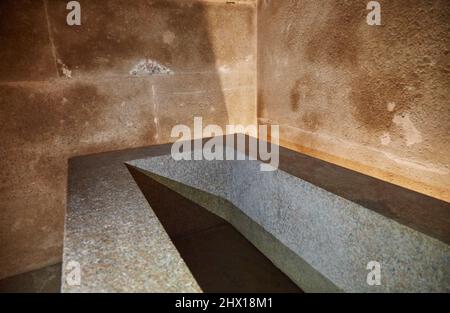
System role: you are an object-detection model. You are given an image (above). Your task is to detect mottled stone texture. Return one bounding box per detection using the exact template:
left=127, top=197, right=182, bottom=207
left=0, top=0, right=57, bottom=81
left=257, top=0, right=450, bottom=202
left=130, top=151, right=449, bottom=292
left=0, top=0, right=256, bottom=279
left=63, top=149, right=201, bottom=292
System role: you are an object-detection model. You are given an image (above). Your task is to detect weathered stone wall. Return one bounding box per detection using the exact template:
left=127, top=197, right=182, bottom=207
left=3, top=0, right=448, bottom=281
left=257, top=0, right=450, bottom=202
left=0, top=0, right=256, bottom=279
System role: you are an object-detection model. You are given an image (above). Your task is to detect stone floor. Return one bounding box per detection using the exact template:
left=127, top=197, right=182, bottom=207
left=0, top=263, right=61, bottom=293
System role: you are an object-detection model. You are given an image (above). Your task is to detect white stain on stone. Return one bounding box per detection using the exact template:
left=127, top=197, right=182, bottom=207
left=270, top=120, right=449, bottom=175
left=57, top=59, right=72, bottom=78
left=130, top=59, right=173, bottom=76
left=381, top=151, right=449, bottom=174
left=219, top=65, right=231, bottom=73
left=162, top=31, right=176, bottom=45
left=387, top=102, right=396, bottom=112
left=393, top=113, right=423, bottom=146
left=380, top=132, right=391, bottom=146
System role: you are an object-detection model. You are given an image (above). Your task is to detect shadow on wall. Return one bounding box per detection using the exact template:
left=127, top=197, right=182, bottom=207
left=0, top=0, right=257, bottom=280
left=44, top=0, right=231, bottom=139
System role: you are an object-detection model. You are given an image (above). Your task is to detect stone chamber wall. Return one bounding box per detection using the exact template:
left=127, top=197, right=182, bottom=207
left=0, top=0, right=256, bottom=279
left=257, top=0, right=450, bottom=202
left=1, top=0, right=449, bottom=281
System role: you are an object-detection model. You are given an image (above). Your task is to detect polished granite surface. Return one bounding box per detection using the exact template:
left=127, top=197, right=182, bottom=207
left=129, top=151, right=449, bottom=292
left=64, top=145, right=201, bottom=292
left=63, top=135, right=450, bottom=292
left=127, top=166, right=302, bottom=293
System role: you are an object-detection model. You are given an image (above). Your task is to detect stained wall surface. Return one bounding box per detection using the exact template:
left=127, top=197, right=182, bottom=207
left=257, top=0, right=450, bottom=202
left=0, top=0, right=256, bottom=279
left=2, top=0, right=449, bottom=282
